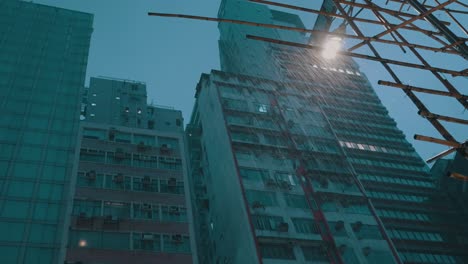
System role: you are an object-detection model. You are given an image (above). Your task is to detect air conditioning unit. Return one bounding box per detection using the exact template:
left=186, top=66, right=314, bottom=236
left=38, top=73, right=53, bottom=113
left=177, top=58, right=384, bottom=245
left=168, top=177, right=177, bottom=187
left=265, top=178, right=277, bottom=187
left=362, top=246, right=371, bottom=256
left=114, top=173, right=124, bottom=183
left=115, top=148, right=125, bottom=159
left=338, top=244, right=347, bottom=253
left=169, top=206, right=180, bottom=215
left=137, top=141, right=146, bottom=152
left=252, top=201, right=264, bottom=209
left=277, top=222, right=289, bottom=232
left=108, top=128, right=116, bottom=141
left=278, top=180, right=292, bottom=190
left=335, top=220, right=345, bottom=230
left=319, top=176, right=328, bottom=188
left=171, top=234, right=183, bottom=243
left=142, top=176, right=151, bottom=185
left=352, top=221, right=363, bottom=232
left=86, top=170, right=96, bottom=181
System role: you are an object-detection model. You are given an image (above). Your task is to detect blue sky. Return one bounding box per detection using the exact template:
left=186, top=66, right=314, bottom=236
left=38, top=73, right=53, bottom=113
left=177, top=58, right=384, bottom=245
left=33, top=0, right=467, bottom=161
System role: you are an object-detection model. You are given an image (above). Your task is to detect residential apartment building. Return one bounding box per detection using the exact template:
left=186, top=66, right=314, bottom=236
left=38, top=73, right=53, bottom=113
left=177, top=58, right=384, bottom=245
left=65, top=77, right=195, bottom=264
left=0, top=1, right=93, bottom=263
left=186, top=0, right=468, bottom=263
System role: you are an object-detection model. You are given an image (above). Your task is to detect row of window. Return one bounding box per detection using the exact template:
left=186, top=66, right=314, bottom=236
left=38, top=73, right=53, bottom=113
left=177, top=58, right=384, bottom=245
left=83, top=128, right=179, bottom=149
left=73, top=199, right=187, bottom=222
left=376, top=208, right=430, bottom=221
left=399, top=251, right=457, bottom=264
left=367, top=190, right=428, bottom=203
left=245, top=190, right=309, bottom=209
left=239, top=167, right=297, bottom=187
left=339, top=141, right=418, bottom=158
left=387, top=229, right=443, bottom=242
left=77, top=172, right=184, bottom=194
left=259, top=243, right=327, bottom=261
left=226, top=113, right=330, bottom=138
left=335, top=127, right=409, bottom=144
left=69, top=230, right=190, bottom=253
left=320, top=198, right=372, bottom=215
left=245, top=189, right=371, bottom=215
left=350, top=158, right=427, bottom=172
left=80, top=149, right=182, bottom=171
left=220, top=84, right=323, bottom=114
left=359, top=174, right=434, bottom=188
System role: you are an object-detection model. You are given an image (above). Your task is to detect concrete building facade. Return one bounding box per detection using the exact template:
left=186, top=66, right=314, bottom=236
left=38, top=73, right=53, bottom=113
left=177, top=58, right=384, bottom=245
left=0, top=1, right=93, bottom=263
left=186, top=0, right=468, bottom=263
left=65, top=77, right=196, bottom=264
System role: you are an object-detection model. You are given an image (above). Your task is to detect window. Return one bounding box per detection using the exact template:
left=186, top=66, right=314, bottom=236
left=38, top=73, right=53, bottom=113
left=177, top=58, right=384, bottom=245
left=80, top=149, right=105, bottom=163
left=133, top=203, right=159, bottom=220
left=255, top=103, right=269, bottom=113
left=133, top=176, right=158, bottom=192
left=245, top=190, right=278, bottom=207
left=163, top=234, right=191, bottom=253
left=114, top=132, right=131, bottom=143
left=226, top=114, right=252, bottom=126
left=161, top=205, right=187, bottom=222
left=239, top=167, right=268, bottom=182
left=77, top=172, right=104, bottom=188
left=252, top=215, right=284, bottom=231
left=133, top=155, right=158, bottom=168
left=160, top=178, right=184, bottom=194
left=103, top=201, right=130, bottom=219
left=355, top=224, right=381, bottom=240
left=285, top=194, right=309, bottom=209
left=133, top=233, right=161, bottom=252
left=159, top=157, right=182, bottom=171
left=222, top=98, right=247, bottom=111
left=302, top=245, right=328, bottom=261
left=73, top=199, right=101, bottom=217
left=82, top=128, right=106, bottom=140
left=292, top=218, right=319, bottom=234
left=103, top=174, right=129, bottom=190
left=134, top=134, right=155, bottom=146
left=260, top=243, right=295, bottom=260
left=158, top=136, right=179, bottom=150
left=230, top=131, right=259, bottom=143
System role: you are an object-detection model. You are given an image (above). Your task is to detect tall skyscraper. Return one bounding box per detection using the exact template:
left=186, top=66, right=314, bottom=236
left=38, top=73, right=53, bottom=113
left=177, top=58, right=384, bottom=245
left=65, top=77, right=196, bottom=264
left=187, top=0, right=467, bottom=263
left=0, top=1, right=93, bottom=263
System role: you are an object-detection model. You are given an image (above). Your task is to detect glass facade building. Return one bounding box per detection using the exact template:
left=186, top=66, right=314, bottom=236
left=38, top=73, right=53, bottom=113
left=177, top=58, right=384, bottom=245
left=187, top=0, right=468, bottom=263
left=65, top=77, right=196, bottom=264
left=0, top=1, right=93, bottom=263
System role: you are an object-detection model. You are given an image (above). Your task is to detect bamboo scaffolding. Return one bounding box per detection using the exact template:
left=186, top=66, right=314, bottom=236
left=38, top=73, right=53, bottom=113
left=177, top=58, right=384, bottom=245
left=361, top=0, right=468, bottom=109
left=245, top=35, right=467, bottom=77
left=248, top=0, right=452, bottom=37
left=377, top=81, right=468, bottom=100
left=147, top=12, right=460, bottom=55
left=347, top=0, right=459, bottom=51
left=148, top=0, right=467, bottom=161
left=418, top=111, right=468, bottom=125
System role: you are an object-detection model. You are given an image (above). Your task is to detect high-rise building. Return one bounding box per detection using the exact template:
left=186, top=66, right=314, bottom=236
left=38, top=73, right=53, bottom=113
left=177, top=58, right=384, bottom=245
left=65, top=77, right=196, bottom=264
left=187, top=0, right=468, bottom=263
left=0, top=1, right=93, bottom=263
left=430, top=152, right=468, bottom=215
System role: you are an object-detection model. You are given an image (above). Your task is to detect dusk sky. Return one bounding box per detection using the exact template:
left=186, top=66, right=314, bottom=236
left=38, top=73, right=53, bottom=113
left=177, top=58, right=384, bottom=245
left=33, top=0, right=467, bottom=161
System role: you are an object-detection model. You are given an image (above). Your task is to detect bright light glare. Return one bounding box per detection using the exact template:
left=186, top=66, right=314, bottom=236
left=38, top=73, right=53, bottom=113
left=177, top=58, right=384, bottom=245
left=322, top=37, right=342, bottom=59
left=78, top=239, right=87, bottom=247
